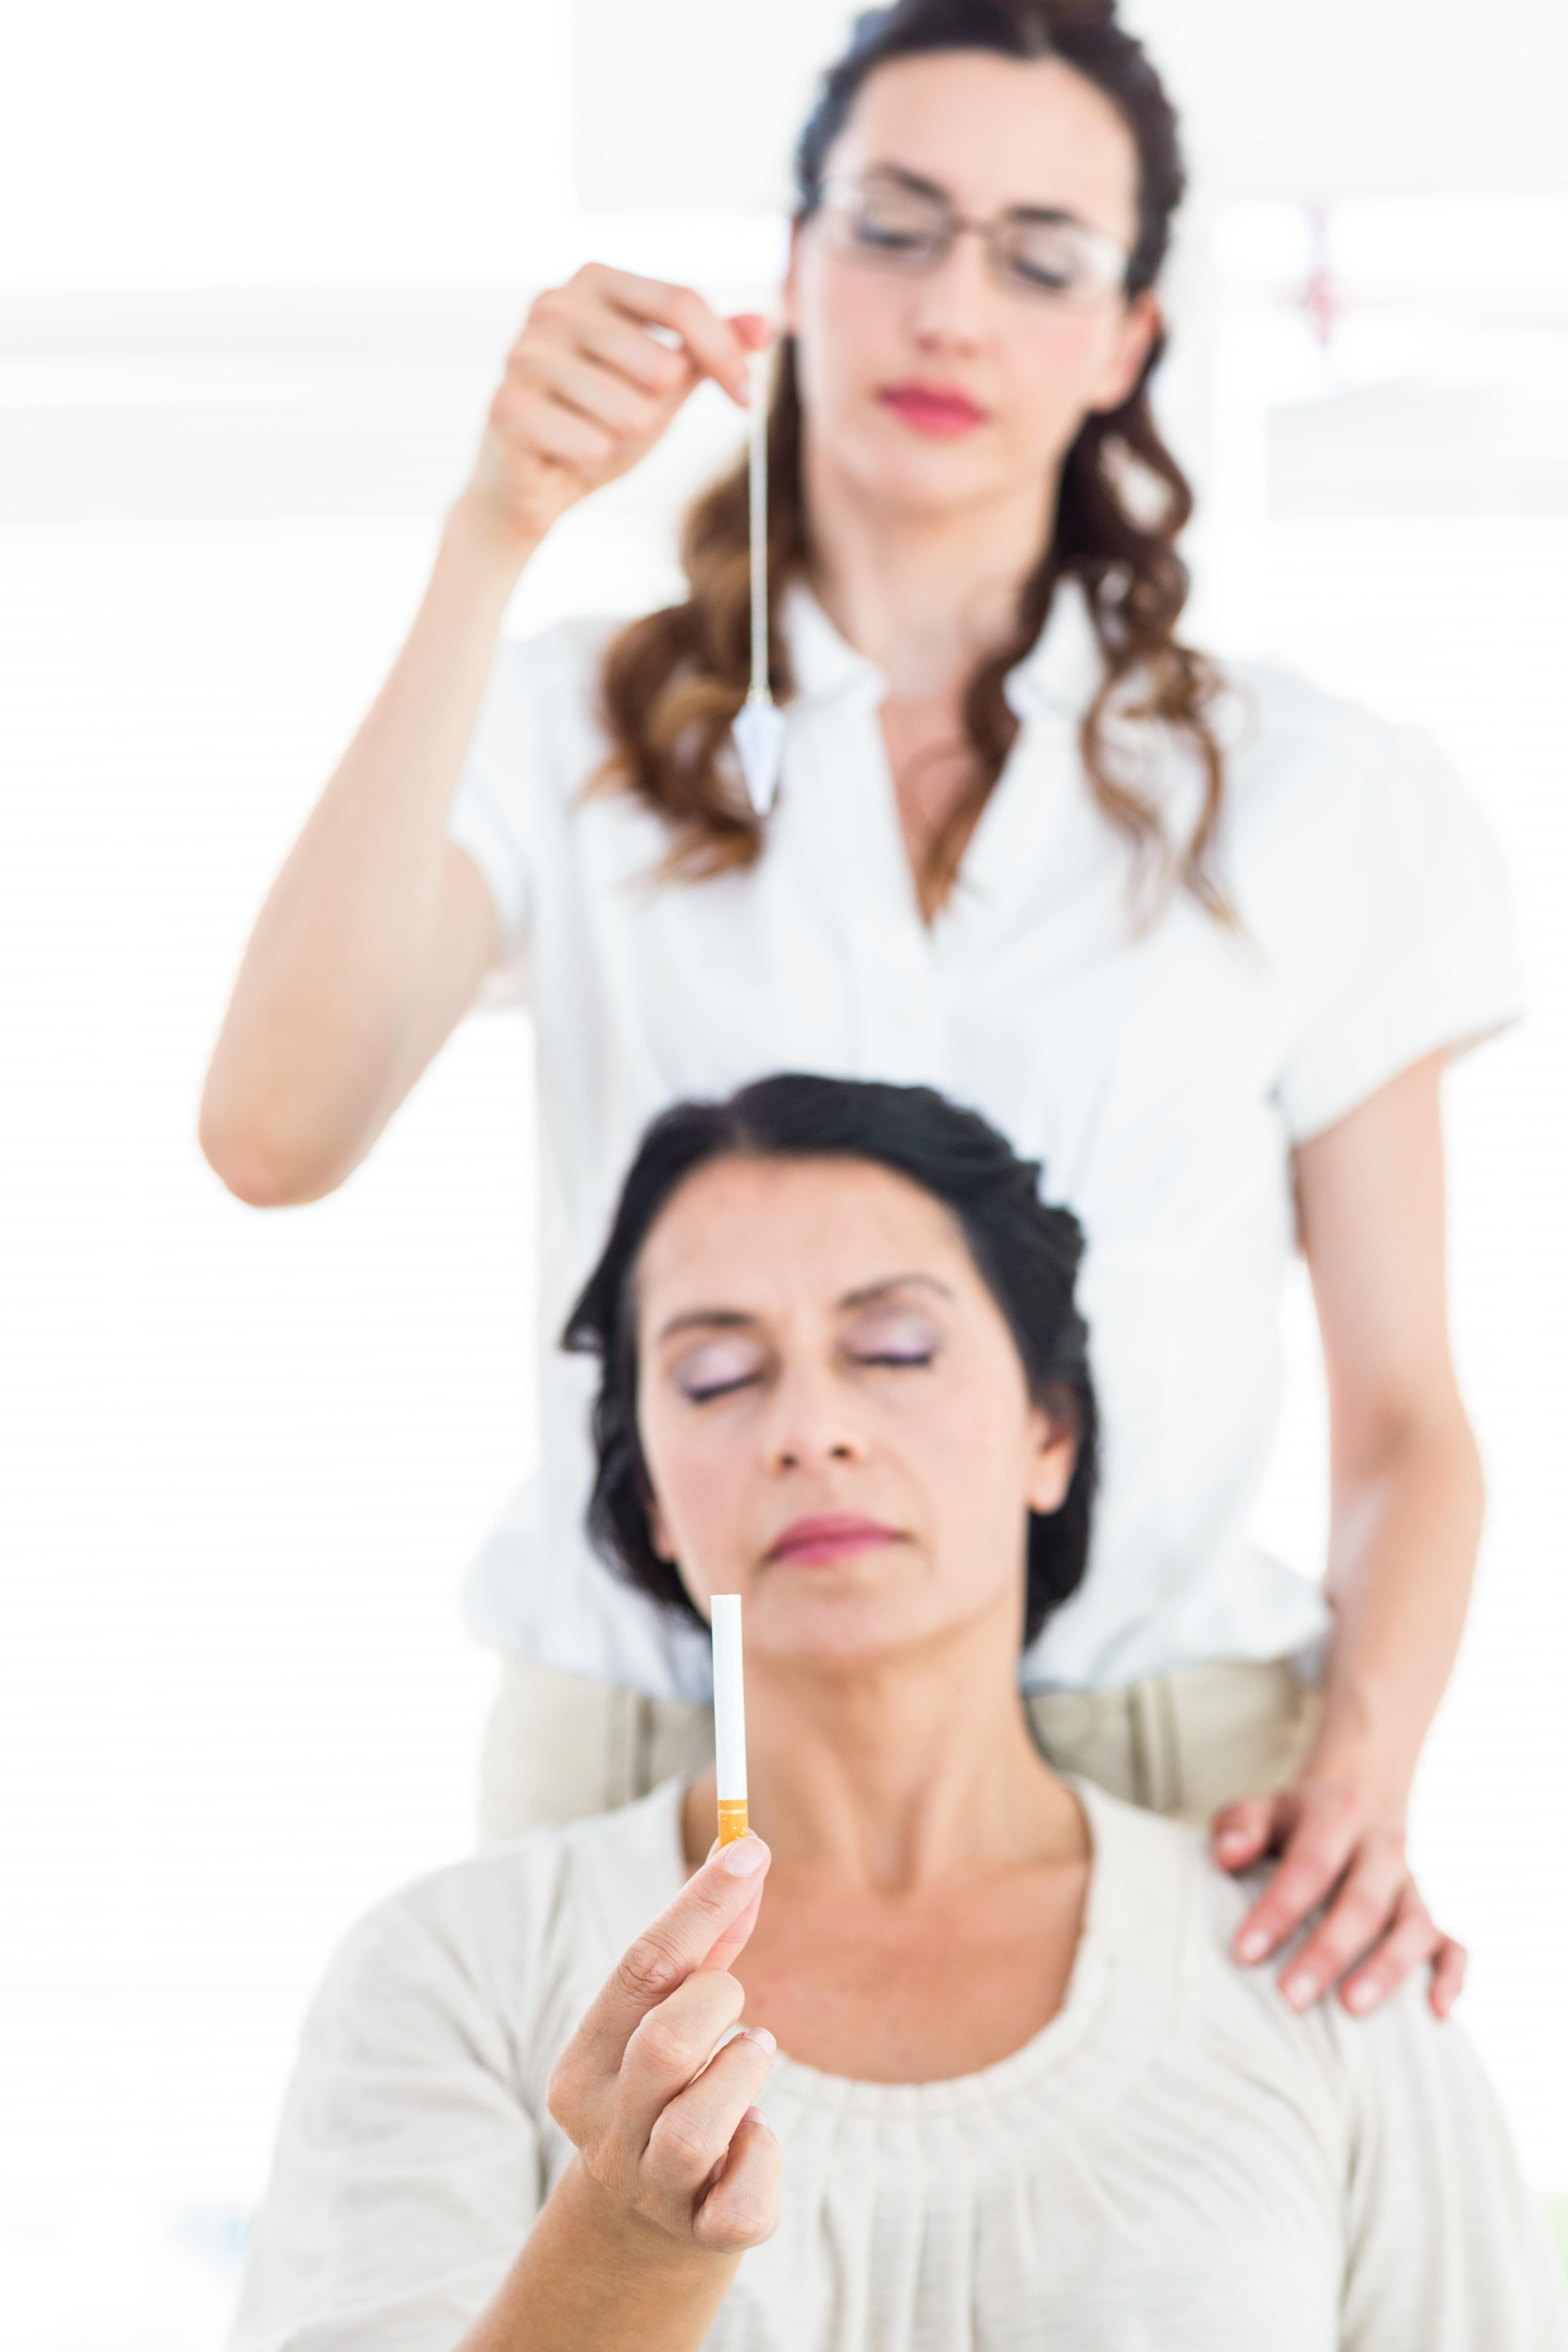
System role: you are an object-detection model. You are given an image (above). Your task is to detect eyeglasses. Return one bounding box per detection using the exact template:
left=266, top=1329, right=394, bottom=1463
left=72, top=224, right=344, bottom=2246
left=811, top=167, right=1133, bottom=309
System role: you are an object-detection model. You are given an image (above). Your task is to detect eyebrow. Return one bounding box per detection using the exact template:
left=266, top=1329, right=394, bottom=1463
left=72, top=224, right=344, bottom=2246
left=654, top=1307, right=756, bottom=1344
left=653, top=1272, right=953, bottom=1345
left=838, top=1272, right=953, bottom=1311
left=866, top=160, right=1094, bottom=234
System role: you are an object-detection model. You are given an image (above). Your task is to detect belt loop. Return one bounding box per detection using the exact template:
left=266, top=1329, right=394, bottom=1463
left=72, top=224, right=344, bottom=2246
left=1129, top=1675, right=1185, bottom=1817
left=604, top=1686, right=655, bottom=1808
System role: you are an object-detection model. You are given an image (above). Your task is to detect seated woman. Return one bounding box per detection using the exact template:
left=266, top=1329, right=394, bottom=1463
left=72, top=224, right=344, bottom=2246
left=230, top=1077, right=1566, bottom=2352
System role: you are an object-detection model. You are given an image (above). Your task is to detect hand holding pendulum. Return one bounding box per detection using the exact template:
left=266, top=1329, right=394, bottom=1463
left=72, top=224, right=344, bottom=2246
left=731, top=345, right=786, bottom=817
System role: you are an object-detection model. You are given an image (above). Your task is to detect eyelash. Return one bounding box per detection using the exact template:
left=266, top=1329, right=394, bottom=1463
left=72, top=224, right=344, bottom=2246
left=685, top=1373, right=760, bottom=1404
left=684, top=1349, right=933, bottom=1404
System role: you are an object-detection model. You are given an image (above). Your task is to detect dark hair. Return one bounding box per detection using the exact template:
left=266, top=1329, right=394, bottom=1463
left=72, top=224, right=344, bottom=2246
left=796, top=0, right=1181, bottom=294
left=562, top=1074, right=1098, bottom=1648
left=597, top=0, right=1228, bottom=923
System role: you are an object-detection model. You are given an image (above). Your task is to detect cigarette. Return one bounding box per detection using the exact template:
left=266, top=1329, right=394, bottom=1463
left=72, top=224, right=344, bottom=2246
left=711, top=1594, right=748, bottom=1846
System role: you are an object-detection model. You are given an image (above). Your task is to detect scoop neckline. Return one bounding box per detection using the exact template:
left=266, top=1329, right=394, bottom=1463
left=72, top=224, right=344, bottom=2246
left=655, top=1775, right=1115, bottom=2116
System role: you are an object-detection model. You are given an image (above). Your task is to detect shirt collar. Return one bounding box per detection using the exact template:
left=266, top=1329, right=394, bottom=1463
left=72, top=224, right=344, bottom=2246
left=781, top=574, right=1106, bottom=719
left=780, top=581, right=886, bottom=706
left=1002, top=575, right=1106, bottom=721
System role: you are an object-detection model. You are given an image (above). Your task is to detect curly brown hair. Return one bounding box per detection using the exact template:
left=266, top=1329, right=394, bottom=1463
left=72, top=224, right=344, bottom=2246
left=597, top=0, right=1227, bottom=922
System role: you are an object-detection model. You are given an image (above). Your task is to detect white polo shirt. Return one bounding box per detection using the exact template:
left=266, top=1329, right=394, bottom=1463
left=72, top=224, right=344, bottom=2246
left=448, top=581, right=1519, bottom=1702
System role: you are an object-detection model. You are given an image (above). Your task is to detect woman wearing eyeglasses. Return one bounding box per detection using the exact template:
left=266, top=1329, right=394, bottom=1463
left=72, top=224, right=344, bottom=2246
left=200, top=0, right=1518, bottom=2022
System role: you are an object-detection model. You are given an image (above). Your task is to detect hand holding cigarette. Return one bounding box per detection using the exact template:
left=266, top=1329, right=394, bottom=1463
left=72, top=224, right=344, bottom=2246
left=542, top=1825, right=778, bottom=2260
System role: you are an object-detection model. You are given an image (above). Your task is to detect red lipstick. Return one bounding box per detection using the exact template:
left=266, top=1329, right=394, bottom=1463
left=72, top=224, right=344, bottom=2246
left=878, top=381, right=987, bottom=436
left=765, top=1514, right=900, bottom=1567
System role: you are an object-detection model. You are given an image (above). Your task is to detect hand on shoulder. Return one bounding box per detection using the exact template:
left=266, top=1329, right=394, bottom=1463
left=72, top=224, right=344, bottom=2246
left=1211, top=1777, right=1465, bottom=2021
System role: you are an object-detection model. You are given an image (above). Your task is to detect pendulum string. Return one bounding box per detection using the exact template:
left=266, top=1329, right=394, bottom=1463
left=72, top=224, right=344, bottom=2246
left=749, top=345, right=768, bottom=706
left=731, top=345, right=786, bottom=816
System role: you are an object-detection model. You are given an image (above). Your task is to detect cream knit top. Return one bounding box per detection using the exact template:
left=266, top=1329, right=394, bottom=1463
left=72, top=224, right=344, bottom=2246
left=231, top=1780, right=1566, bottom=2351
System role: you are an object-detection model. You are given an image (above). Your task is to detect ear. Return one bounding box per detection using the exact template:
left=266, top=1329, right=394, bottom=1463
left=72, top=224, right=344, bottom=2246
left=1025, top=1409, right=1078, bottom=1516
left=1087, top=287, right=1161, bottom=417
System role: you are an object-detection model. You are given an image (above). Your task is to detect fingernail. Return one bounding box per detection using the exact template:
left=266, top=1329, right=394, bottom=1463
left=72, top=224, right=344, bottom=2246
left=1344, top=1979, right=1376, bottom=2012
left=743, top=2105, right=773, bottom=2128
left=1216, top=1832, right=1249, bottom=1854
left=720, top=1835, right=768, bottom=1878
left=1236, top=1930, right=1269, bottom=1963
left=1282, top=1971, right=1316, bottom=2008
left=742, top=2026, right=777, bottom=2056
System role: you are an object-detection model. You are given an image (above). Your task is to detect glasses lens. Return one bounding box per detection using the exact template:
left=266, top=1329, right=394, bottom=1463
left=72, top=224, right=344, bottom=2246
left=821, top=176, right=948, bottom=271
left=997, top=219, right=1127, bottom=305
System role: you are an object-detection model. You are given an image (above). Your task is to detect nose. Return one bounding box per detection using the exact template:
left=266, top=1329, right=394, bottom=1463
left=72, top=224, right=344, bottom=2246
left=761, top=1354, right=867, bottom=1474
left=906, top=225, right=990, bottom=353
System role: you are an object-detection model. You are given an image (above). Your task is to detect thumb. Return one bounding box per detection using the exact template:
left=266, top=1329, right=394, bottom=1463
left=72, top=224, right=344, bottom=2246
left=730, top=312, right=776, bottom=353
left=702, top=1836, right=768, bottom=1976
left=1211, top=1794, right=1277, bottom=1871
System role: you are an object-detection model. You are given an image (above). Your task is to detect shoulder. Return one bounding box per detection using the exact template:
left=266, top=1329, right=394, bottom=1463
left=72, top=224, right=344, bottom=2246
left=1077, top=1784, right=1363, bottom=2080
left=1073, top=1795, right=1568, bottom=2340
left=457, top=614, right=639, bottom=847
left=501, top=610, right=625, bottom=676
left=484, top=613, right=626, bottom=727
left=1076, top=1782, right=1249, bottom=1960
left=1206, top=659, right=1509, bottom=951
left=1223, top=657, right=1392, bottom=758
left=1080, top=1786, right=1490, bottom=2095
left=1076, top=1782, right=1247, bottom=1993
left=307, top=1782, right=687, bottom=2070
left=1217, top=658, right=1464, bottom=834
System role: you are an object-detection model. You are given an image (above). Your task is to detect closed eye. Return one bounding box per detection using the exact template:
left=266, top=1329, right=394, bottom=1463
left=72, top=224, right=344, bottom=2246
left=685, top=1370, right=763, bottom=1403
left=1010, top=255, right=1078, bottom=292
left=844, top=1305, right=942, bottom=1369
left=670, top=1332, right=769, bottom=1404
left=855, top=219, right=931, bottom=252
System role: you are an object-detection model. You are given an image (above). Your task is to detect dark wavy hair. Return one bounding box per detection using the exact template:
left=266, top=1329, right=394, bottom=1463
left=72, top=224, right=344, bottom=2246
left=562, top=1074, right=1098, bottom=1648
left=597, top=0, right=1227, bottom=922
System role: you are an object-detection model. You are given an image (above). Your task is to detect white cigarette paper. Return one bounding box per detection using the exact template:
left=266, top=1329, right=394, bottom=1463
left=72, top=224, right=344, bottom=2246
left=711, top=1594, right=748, bottom=1842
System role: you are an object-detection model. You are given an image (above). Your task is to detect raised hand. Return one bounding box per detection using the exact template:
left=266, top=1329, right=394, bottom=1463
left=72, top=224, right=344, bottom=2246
left=460, top=264, right=771, bottom=557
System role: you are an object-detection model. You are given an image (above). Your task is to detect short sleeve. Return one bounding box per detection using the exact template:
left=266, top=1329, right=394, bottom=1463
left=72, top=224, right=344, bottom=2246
left=1333, top=1982, right=1568, bottom=2350
left=1274, top=724, right=1521, bottom=1143
left=227, top=1888, right=544, bottom=2352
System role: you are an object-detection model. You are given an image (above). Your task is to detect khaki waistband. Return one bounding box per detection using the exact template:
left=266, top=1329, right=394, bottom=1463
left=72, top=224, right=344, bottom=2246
left=481, top=1651, right=1322, bottom=1842
left=1026, top=1657, right=1321, bottom=1822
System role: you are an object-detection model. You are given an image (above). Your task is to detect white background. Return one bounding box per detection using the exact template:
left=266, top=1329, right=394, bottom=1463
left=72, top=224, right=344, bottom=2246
left=3, top=4, right=1566, bottom=2344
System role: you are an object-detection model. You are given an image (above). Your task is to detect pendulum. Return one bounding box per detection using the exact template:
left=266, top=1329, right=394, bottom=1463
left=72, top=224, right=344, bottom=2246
left=731, top=345, right=786, bottom=817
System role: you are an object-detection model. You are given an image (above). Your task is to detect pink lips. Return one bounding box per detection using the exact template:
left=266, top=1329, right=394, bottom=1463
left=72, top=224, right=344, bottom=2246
left=765, top=1514, right=900, bottom=1568
left=878, top=381, right=987, bottom=436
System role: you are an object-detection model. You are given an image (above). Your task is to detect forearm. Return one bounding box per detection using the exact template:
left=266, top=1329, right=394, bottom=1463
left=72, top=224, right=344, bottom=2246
left=460, top=2158, right=740, bottom=2352
left=200, top=494, right=537, bottom=1201
left=1310, top=1411, right=1484, bottom=1817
